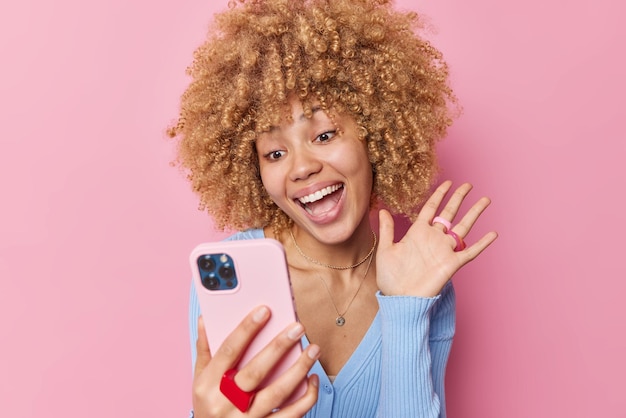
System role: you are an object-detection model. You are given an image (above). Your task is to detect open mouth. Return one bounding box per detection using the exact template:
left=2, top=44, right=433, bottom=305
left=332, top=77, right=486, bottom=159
left=296, top=183, right=344, bottom=216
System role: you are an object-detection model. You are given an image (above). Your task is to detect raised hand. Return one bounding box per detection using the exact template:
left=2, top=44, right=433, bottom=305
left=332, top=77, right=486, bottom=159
left=376, top=181, right=498, bottom=298
left=192, top=306, right=320, bottom=417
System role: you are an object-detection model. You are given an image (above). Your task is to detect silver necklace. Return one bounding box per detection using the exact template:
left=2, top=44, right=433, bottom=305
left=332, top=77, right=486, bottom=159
left=289, top=230, right=377, bottom=326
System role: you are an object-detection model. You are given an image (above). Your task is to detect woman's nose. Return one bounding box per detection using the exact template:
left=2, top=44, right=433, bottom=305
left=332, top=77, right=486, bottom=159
left=289, top=148, right=322, bottom=181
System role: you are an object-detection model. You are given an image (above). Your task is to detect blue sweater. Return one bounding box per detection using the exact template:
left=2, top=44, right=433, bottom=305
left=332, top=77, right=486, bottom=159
left=189, top=229, right=455, bottom=417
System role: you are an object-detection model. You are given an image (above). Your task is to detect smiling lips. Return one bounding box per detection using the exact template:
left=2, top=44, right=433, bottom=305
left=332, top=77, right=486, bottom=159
left=296, top=183, right=344, bottom=216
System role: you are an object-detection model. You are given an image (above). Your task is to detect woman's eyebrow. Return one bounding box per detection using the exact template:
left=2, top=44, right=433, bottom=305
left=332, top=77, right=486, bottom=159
left=299, top=105, right=323, bottom=121
left=268, top=105, right=325, bottom=131
left=310, top=105, right=323, bottom=116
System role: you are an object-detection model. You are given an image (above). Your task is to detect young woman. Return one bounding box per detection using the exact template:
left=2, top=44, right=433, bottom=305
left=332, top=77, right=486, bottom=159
left=169, top=0, right=497, bottom=416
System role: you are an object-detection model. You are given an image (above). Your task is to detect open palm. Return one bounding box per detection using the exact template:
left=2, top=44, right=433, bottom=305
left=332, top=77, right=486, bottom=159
left=376, top=181, right=498, bottom=297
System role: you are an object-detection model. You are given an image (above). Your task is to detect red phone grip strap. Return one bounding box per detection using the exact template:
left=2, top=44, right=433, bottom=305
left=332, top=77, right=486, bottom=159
left=219, top=369, right=256, bottom=412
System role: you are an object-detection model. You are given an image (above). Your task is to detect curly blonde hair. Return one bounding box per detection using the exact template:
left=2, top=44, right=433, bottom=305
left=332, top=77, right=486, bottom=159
left=168, top=0, right=456, bottom=232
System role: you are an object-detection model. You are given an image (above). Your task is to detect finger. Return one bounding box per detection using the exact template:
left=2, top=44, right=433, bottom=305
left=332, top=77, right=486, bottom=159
left=269, top=374, right=320, bottom=418
left=450, top=196, right=491, bottom=238
left=416, top=180, right=453, bottom=223
left=253, top=346, right=321, bottom=415
left=377, top=209, right=396, bottom=250
left=234, top=322, right=306, bottom=391
left=435, top=182, right=473, bottom=225
left=459, top=231, right=498, bottom=264
left=194, top=316, right=213, bottom=378
left=210, top=305, right=270, bottom=371
left=431, top=216, right=451, bottom=232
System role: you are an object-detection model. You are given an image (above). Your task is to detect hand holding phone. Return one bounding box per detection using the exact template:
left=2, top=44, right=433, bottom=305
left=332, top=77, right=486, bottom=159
left=190, top=238, right=309, bottom=410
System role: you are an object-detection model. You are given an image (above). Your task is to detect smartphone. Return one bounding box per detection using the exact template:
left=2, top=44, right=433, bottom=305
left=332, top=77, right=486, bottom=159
left=190, top=238, right=306, bottom=404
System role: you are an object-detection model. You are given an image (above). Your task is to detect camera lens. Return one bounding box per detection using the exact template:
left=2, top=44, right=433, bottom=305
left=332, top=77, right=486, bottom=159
left=198, top=256, right=216, bottom=271
left=219, top=266, right=234, bottom=280
left=203, top=276, right=220, bottom=290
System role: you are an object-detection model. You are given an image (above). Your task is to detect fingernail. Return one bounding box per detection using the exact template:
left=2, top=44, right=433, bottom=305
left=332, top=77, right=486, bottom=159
left=307, top=344, right=320, bottom=360
left=253, top=306, right=269, bottom=323
left=311, top=374, right=319, bottom=387
left=287, top=323, right=304, bottom=340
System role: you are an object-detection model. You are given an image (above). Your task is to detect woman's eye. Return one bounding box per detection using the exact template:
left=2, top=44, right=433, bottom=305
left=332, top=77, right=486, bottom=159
left=266, top=150, right=286, bottom=160
left=315, top=130, right=336, bottom=143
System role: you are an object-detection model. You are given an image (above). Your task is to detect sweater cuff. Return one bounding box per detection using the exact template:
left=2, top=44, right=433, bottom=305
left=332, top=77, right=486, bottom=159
left=376, top=291, right=439, bottom=327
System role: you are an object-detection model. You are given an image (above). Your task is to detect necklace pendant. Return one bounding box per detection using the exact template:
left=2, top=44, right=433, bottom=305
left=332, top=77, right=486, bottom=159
left=335, top=316, right=346, bottom=326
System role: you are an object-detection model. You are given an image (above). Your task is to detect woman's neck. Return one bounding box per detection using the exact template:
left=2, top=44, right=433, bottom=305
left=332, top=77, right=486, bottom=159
left=281, top=218, right=376, bottom=273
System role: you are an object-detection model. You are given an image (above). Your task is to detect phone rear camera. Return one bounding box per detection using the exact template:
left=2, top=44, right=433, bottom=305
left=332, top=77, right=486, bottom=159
left=199, top=253, right=238, bottom=291
left=219, top=266, right=234, bottom=280
left=203, top=276, right=220, bottom=290
left=198, top=256, right=216, bottom=272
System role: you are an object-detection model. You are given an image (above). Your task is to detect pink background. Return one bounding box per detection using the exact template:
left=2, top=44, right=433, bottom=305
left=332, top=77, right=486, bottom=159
left=1, top=0, right=624, bottom=416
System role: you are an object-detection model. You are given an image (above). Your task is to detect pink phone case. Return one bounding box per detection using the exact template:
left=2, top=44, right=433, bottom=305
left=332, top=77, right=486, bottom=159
left=190, top=238, right=306, bottom=405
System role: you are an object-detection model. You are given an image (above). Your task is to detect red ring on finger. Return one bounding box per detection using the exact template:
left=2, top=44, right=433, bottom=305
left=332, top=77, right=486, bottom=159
left=446, top=230, right=466, bottom=252
left=220, top=369, right=256, bottom=412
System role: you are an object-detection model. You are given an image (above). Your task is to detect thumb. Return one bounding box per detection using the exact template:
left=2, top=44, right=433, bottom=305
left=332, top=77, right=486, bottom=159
left=378, top=209, right=395, bottom=251
left=194, top=316, right=212, bottom=378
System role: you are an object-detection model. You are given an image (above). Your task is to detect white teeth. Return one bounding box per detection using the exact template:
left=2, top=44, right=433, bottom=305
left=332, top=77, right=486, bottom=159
left=298, top=184, right=343, bottom=204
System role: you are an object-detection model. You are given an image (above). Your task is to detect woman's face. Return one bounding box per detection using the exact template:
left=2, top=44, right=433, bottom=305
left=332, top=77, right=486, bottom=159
left=256, top=97, right=373, bottom=244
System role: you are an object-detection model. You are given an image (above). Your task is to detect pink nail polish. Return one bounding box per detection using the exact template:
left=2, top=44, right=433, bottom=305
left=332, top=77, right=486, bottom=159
left=307, top=345, right=320, bottom=359
left=287, top=323, right=304, bottom=340
left=253, top=306, right=269, bottom=323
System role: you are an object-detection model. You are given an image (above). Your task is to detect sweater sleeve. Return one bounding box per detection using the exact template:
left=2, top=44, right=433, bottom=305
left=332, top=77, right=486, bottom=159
left=375, top=281, right=455, bottom=418
left=428, top=282, right=455, bottom=417
left=189, top=281, right=201, bottom=376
